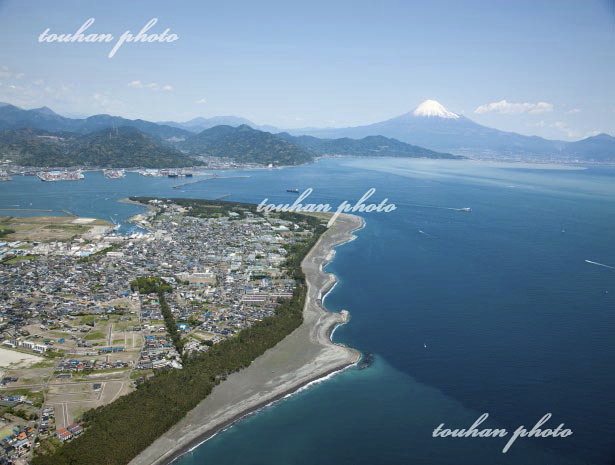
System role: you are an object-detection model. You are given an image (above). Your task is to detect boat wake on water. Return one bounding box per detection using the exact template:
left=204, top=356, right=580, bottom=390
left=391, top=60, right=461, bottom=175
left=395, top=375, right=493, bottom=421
left=418, top=230, right=437, bottom=238
left=401, top=202, right=471, bottom=212
left=585, top=260, right=615, bottom=270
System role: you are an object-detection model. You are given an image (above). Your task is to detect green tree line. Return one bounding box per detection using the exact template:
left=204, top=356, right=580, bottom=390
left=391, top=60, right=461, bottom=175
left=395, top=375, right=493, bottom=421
left=158, top=291, right=184, bottom=356
left=130, top=276, right=172, bottom=295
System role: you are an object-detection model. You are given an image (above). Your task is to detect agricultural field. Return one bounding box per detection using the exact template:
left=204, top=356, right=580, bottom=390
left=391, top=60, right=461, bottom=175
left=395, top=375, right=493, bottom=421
left=1, top=300, right=145, bottom=430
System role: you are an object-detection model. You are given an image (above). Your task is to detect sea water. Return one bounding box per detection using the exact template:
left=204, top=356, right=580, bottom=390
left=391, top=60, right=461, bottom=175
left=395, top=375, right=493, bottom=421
left=2, top=159, right=614, bottom=465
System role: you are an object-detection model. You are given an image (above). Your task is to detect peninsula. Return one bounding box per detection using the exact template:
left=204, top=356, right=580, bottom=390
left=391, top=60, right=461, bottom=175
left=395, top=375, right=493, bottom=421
left=129, top=212, right=363, bottom=465
left=13, top=198, right=363, bottom=465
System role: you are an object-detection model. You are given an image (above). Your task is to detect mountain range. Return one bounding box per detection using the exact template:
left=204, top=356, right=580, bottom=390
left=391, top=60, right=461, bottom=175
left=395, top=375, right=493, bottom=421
left=277, top=132, right=461, bottom=159
left=159, top=116, right=279, bottom=134
left=0, top=127, right=195, bottom=168
left=0, top=103, right=190, bottom=140
left=0, top=100, right=613, bottom=167
left=287, top=100, right=568, bottom=158
left=560, top=133, right=615, bottom=162
left=289, top=100, right=614, bottom=161
left=179, top=125, right=315, bottom=166
left=0, top=102, right=461, bottom=168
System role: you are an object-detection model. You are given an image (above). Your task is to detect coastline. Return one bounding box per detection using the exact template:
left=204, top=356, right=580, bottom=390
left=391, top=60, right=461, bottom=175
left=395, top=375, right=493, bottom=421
left=118, top=197, right=157, bottom=229
left=129, top=213, right=364, bottom=465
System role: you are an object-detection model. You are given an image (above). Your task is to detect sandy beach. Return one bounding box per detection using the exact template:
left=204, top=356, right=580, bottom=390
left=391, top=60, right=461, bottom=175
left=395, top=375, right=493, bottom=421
left=129, top=213, right=364, bottom=465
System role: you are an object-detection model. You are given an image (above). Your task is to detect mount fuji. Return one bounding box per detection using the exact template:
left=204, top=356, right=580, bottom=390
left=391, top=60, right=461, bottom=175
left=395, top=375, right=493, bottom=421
left=412, top=99, right=460, bottom=119
left=288, top=100, right=566, bottom=157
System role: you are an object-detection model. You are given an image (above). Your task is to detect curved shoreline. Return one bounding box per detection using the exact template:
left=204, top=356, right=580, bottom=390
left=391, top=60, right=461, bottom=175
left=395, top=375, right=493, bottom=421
left=166, top=362, right=356, bottom=465
left=129, top=213, right=364, bottom=465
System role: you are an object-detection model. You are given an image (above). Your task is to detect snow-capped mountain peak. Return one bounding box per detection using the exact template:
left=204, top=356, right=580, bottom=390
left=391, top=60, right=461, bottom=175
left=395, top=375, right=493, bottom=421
left=413, top=100, right=459, bottom=119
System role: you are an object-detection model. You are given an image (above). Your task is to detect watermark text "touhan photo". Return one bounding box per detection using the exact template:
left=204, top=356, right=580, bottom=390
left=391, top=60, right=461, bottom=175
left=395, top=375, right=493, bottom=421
left=38, top=18, right=178, bottom=58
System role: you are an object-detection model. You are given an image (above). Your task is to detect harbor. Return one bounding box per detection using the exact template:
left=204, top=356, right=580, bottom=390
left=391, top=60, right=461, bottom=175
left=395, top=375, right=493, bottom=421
left=37, top=170, right=84, bottom=182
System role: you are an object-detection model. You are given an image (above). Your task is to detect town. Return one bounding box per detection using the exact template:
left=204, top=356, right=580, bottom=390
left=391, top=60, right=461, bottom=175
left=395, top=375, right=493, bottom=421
left=0, top=198, right=320, bottom=464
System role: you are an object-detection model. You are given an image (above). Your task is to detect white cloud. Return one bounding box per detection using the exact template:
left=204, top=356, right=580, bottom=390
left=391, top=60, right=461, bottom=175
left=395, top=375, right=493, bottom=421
left=0, top=66, right=24, bottom=80
left=195, top=98, right=207, bottom=104
left=0, top=71, right=78, bottom=110
left=474, top=100, right=554, bottom=115
left=565, top=108, right=581, bottom=114
left=550, top=121, right=582, bottom=139
left=127, top=80, right=143, bottom=88
left=92, top=93, right=125, bottom=113
left=552, top=121, right=567, bottom=130
left=127, top=81, right=173, bottom=91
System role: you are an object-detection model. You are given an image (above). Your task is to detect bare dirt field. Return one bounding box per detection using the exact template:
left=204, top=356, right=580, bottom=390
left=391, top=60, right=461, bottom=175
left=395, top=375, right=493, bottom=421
left=0, top=216, right=112, bottom=242
left=0, top=347, right=44, bottom=369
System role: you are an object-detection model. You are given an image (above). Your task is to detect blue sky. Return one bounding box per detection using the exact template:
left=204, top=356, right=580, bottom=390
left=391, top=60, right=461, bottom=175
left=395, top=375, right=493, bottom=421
left=0, top=0, right=613, bottom=140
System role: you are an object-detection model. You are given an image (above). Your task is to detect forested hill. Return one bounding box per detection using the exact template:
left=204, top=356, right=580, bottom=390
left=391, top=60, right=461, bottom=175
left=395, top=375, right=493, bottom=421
left=0, top=127, right=197, bottom=168
left=277, top=132, right=462, bottom=159
left=180, top=124, right=314, bottom=166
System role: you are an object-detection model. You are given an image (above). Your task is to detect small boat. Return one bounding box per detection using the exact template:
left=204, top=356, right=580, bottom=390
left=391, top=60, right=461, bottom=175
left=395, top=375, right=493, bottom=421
left=424, top=342, right=427, bottom=349
left=286, top=188, right=300, bottom=193
left=459, top=207, right=471, bottom=212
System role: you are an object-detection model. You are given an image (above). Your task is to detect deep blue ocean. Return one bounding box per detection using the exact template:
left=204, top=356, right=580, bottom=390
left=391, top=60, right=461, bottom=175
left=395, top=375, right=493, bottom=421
left=2, top=158, right=614, bottom=465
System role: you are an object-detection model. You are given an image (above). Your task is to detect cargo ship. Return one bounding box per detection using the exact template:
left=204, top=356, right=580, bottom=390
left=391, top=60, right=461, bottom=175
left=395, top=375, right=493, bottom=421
left=103, top=169, right=126, bottom=179
left=168, top=171, right=193, bottom=178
